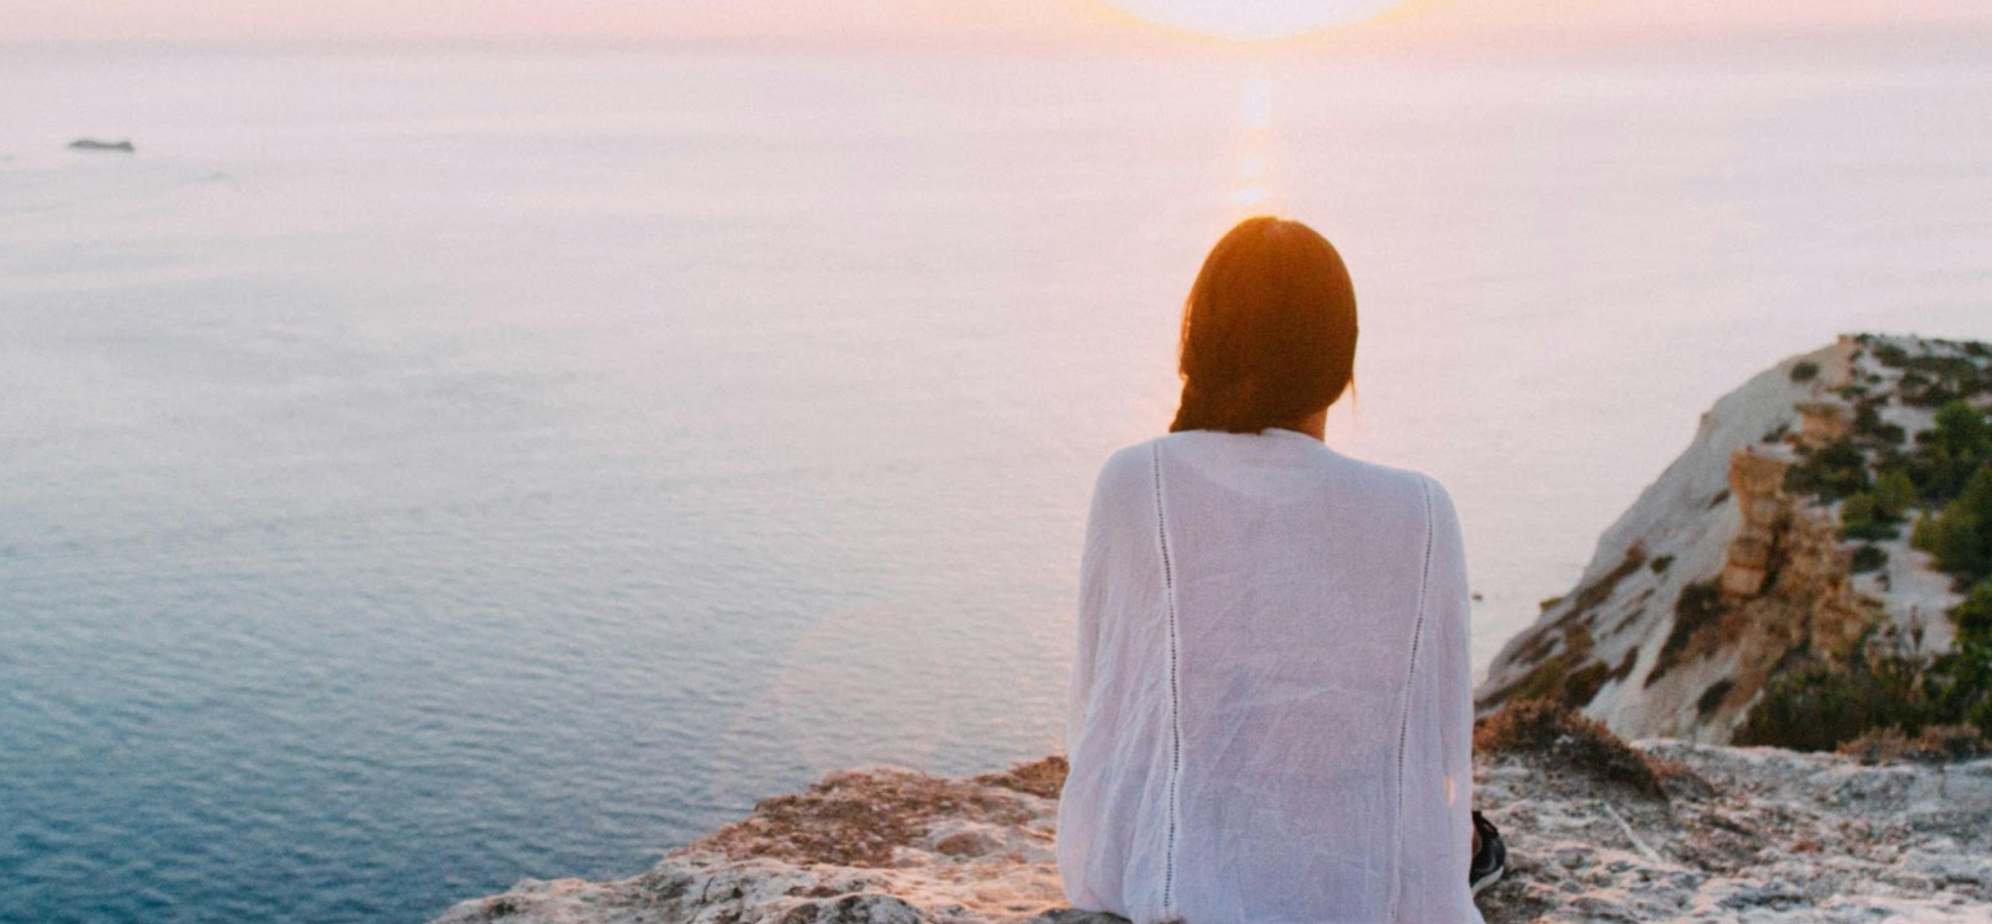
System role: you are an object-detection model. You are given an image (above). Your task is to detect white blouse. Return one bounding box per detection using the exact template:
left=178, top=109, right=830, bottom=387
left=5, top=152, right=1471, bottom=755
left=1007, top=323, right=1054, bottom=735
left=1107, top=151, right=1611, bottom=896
left=1057, top=428, right=1482, bottom=924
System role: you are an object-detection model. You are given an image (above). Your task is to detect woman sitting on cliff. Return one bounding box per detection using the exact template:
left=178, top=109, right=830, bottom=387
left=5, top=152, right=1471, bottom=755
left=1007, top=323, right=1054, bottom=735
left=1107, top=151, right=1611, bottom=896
left=1056, top=216, right=1501, bottom=924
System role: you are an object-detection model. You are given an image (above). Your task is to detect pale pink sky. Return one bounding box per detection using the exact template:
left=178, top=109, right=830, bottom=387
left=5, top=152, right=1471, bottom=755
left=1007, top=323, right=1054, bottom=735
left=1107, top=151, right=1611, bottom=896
left=5, top=0, right=1989, bottom=47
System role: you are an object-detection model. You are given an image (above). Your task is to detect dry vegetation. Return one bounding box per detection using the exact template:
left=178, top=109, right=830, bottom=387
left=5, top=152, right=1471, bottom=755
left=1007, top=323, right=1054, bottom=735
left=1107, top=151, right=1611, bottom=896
left=1474, top=699, right=1707, bottom=802
left=1836, top=723, right=1992, bottom=765
left=696, top=765, right=1042, bottom=866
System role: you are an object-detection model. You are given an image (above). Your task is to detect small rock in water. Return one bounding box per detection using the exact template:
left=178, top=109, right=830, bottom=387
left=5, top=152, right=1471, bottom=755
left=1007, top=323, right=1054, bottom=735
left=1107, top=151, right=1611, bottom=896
left=68, top=138, right=135, bottom=153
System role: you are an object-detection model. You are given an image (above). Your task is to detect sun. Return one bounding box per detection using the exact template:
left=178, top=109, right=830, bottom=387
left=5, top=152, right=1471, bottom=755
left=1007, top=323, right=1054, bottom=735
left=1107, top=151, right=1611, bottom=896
left=1096, top=0, right=1415, bottom=40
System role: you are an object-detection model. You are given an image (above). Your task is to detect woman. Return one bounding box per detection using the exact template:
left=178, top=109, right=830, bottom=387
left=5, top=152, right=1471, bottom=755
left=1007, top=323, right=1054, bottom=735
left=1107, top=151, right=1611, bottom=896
left=1056, top=217, right=1492, bottom=924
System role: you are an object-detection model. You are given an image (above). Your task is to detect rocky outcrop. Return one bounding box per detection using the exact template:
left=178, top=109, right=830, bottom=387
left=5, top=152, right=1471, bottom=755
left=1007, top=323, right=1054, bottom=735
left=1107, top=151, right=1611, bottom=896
left=1719, top=450, right=1791, bottom=599
left=426, top=748, right=1992, bottom=924
left=1477, top=334, right=1984, bottom=743
left=429, top=759, right=1081, bottom=924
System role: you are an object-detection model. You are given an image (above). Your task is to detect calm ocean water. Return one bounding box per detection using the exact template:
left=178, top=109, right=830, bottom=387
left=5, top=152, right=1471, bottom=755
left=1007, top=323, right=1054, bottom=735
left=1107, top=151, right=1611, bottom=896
left=2, top=40, right=1988, bottom=923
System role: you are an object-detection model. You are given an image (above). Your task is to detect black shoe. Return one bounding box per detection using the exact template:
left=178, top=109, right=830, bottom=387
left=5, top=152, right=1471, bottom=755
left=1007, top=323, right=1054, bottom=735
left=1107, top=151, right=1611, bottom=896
left=1469, top=811, right=1506, bottom=897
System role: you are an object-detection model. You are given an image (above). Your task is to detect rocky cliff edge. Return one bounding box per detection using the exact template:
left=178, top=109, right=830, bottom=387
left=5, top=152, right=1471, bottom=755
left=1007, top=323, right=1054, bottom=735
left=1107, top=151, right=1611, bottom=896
left=429, top=714, right=1992, bottom=924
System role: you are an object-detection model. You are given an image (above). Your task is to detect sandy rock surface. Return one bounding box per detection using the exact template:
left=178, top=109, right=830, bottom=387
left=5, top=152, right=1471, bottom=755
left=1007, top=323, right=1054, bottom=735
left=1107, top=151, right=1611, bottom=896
left=1474, top=741, right=1992, bottom=923
left=428, top=746, right=1992, bottom=924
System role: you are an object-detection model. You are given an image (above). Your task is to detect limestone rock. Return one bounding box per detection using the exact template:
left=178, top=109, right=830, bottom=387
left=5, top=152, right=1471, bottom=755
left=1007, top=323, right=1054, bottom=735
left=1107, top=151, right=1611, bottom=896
left=426, top=750, right=1992, bottom=924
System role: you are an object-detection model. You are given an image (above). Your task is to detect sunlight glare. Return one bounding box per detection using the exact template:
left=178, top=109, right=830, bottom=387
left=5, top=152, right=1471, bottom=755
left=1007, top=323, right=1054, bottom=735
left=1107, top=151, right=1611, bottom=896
left=1100, top=0, right=1416, bottom=40
left=1226, top=74, right=1279, bottom=213
left=1229, top=184, right=1273, bottom=207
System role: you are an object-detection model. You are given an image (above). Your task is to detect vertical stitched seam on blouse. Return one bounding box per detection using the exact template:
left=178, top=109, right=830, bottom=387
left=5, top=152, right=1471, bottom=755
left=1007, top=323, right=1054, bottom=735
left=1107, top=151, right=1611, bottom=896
left=1151, top=443, right=1182, bottom=917
left=1391, top=476, right=1437, bottom=923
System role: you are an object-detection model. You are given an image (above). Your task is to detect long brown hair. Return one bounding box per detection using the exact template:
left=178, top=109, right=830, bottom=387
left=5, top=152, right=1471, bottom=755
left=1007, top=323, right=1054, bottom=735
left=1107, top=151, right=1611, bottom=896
left=1169, top=216, right=1358, bottom=434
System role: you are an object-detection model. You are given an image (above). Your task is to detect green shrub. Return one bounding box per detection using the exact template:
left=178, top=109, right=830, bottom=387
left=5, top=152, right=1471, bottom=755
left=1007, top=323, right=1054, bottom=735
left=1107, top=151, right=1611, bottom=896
left=1897, top=357, right=1992, bottom=407
left=1790, top=361, right=1820, bottom=383
left=1852, top=402, right=1907, bottom=448
left=1932, top=401, right=1991, bottom=455
left=1784, top=438, right=1872, bottom=501
left=1874, top=469, right=1917, bottom=519
left=1851, top=544, right=1888, bottom=573
left=1955, top=580, right=1992, bottom=638
left=1914, top=463, right=1992, bottom=584
left=1735, top=649, right=1932, bottom=752
left=1913, top=509, right=1938, bottom=549
left=1930, top=580, right=1992, bottom=730
left=1838, top=493, right=1900, bottom=541
left=1739, top=580, right=1992, bottom=751
left=1905, top=402, right=1992, bottom=501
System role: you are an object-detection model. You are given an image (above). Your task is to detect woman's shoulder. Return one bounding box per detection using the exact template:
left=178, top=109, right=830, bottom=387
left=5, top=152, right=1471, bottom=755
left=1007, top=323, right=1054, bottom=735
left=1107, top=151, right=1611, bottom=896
left=1330, top=451, right=1453, bottom=505
left=1088, top=434, right=1462, bottom=551
left=1096, top=436, right=1163, bottom=473
left=1325, top=455, right=1463, bottom=547
left=1096, top=431, right=1452, bottom=511
left=1087, top=438, right=1164, bottom=503
left=1340, top=456, right=1462, bottom=540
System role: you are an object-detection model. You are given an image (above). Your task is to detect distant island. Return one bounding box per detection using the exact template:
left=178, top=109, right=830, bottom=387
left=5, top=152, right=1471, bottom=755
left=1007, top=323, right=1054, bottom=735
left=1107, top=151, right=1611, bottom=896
left=428, top=335, right=1992, bottom=924
left=68, top=138, right=135, bottom=153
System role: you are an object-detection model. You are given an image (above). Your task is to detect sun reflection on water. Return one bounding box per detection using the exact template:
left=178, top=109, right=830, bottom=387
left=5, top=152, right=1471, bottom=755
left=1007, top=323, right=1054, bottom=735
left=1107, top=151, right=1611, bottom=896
left=1227, top=71, right=1278, bottom=211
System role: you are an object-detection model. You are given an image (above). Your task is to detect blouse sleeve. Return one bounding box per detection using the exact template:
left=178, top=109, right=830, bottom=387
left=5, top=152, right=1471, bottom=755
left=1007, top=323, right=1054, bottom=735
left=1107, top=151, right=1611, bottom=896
left=1060, top=446, right=1154, bottom=911
left=1396, top=476, right=1484, bottom=923
left=1065, top=465, right=1111, bottom=762
left=1065, top=447, right=1141, bottom=769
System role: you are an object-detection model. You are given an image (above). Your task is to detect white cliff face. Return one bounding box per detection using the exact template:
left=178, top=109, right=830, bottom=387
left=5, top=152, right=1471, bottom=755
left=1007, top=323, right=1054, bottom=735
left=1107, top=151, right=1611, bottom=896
left=1476, top=334, right=1980, bottom=743
left=425, top=748, right=1992, bottom=924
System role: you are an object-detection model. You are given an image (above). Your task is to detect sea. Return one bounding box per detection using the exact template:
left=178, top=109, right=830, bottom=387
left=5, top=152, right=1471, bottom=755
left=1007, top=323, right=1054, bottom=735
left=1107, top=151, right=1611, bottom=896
left=2, top=36, right=1988, bottom=923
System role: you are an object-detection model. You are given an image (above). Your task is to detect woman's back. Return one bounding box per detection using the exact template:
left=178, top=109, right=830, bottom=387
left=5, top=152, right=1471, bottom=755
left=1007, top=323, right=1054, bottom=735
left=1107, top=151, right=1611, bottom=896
left=1057, top=428, right=1480, bottom=924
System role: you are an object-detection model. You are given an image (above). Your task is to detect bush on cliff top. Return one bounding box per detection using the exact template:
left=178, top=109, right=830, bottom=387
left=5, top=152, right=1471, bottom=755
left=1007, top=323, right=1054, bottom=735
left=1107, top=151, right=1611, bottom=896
left=1474, top=699, right=1701, bottom=801
left=1837, top=723, right=1991, bottom=765
left=1900, top=401, right=1992, bottom=504
left=1735, top=657, right=1924, bottom=753
left=1738, top=592, right=1992, bottom=752
left=1785, top=437, right=1872, bottom=501
left=1914, top=462, right=1992, bottom=585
